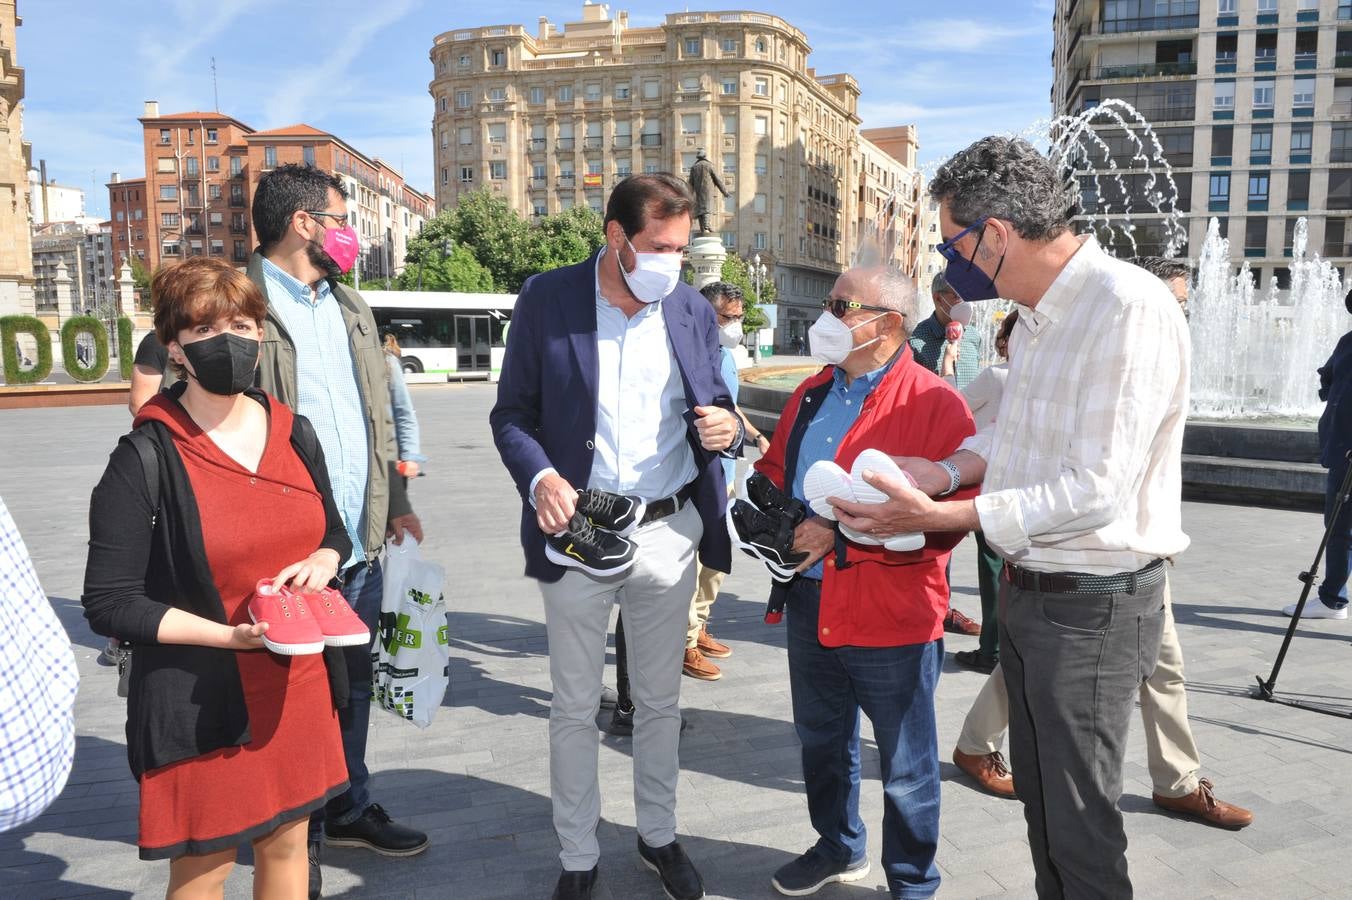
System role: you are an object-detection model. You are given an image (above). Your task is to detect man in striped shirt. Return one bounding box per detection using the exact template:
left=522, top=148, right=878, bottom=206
left=833, top=136, right=1190, bottom=899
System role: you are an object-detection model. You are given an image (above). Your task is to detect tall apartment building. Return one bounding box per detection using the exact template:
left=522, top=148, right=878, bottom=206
left=0, top=0, right=33, bottom=316
left=115, top=103, right=433, bottom=278
left=1052, top=0, right=1352, bottom=286
left=31, top=224, right=114, bottom=313
left=428, top=3, right=921, bottom=346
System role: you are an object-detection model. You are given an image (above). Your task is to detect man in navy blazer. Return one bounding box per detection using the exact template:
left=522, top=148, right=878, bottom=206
left=491, top=174, right=741, bottom=900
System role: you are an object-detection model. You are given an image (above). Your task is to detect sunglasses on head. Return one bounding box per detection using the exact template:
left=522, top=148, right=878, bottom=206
left=821, top=297, right=892, bottom=318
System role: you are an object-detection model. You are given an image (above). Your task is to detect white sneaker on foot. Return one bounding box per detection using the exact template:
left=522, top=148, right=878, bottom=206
left=1282, top=600, right=1348, bottom=619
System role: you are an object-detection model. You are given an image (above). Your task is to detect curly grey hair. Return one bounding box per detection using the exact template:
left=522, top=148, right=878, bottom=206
left=928, top=136, right=1075, bottom=241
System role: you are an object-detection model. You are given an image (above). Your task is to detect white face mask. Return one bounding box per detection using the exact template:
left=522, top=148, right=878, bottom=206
left=808, top=310, right=888, bottom=364
left=718, top=320, right=743, bottom=348
left=619, top=238, right=682, bottom=303
left=948, top=299, right=974, bottom=325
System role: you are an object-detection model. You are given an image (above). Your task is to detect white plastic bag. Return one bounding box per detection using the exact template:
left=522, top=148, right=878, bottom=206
left=374, top=537, right=449, bottom=728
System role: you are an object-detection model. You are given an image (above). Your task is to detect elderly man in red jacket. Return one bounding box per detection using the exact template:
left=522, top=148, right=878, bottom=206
left=755, top=266, right=976, bottom=900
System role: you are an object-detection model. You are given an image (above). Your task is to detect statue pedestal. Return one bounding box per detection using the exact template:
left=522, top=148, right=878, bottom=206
left=687, top=235, right=726, bottom=291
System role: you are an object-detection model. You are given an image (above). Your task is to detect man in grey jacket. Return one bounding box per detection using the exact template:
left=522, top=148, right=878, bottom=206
left=250, top=163, right=426, bottom=898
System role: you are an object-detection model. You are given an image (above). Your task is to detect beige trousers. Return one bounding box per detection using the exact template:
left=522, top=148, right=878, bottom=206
left=956, top=579, right=1201, bottom=798
left=687, top=484, right=735, bottom=650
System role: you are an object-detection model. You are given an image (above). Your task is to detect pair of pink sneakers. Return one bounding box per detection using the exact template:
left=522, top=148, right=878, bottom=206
left=247, top=579, right=370, bottom=656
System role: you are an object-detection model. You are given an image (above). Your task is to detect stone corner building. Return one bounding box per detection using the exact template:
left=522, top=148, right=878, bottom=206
left=430, top=3, right=923, bottom=348
left=0, top=0, right=33, bottom=317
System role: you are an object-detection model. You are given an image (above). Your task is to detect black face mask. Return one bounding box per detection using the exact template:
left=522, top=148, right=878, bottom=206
left=180, top=332, right=260, bottom=396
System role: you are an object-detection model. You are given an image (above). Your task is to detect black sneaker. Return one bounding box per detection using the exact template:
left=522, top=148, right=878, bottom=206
left=577, top=488, right=646, bottom=536
left=638, top=837, right=705, bottom=900
left=308, top=839, right=322, bottom=899
left=771, top=847, right=870, bottom=896
left=552, top=865, right=598, bottom=900
left=954, top=649, right=998, bottom=674
left=323, top=803, right=429, bottom=857
left=746, top=472, right=807, bottom=526
left=545, top=513, right=637, bottom=576
left=607, top=702, right=634, bottom=736
left=726, top=499, right=808, bottom=581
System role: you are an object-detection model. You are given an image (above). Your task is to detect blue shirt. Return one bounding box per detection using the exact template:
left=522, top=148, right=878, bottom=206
left=261, top=257, right=370, bottom=565
left=719, top=347, right=739, bottom=487
left=587, top=249, right=699, bottom=501
left=791, top=356, right=897, bottom=579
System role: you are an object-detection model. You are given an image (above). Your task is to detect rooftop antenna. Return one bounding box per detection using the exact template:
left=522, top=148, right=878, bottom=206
left=211, top=57, right=219, bottom=111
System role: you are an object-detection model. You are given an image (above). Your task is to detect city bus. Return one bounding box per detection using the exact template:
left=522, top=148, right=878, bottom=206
left=364, top=290, right=517, bottom=380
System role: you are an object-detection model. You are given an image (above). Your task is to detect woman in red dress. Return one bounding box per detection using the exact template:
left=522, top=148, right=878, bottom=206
left=84, top=258, right=350, bottom=898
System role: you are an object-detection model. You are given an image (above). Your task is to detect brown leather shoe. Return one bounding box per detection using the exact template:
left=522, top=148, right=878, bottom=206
left=682, top=647, right=722, bottom=681
left=696, top=627, right=732, bottom=659
left=1153, top=778, right=1253, bottom=829
left=944, top=607, right=981, bottom=636
left=952, top=749, right=1016, bottom=798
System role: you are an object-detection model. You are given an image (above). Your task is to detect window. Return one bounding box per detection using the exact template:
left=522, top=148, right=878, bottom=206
left=458, top=126, right=473, bottom=147
left=724, top=193, right=735, bottom=215
left=559, top=122, right=575, bottom=149
left=723, top=156, right=736, bottom=175
left=1208, top=173, right=1230, bottom=206
left=488, top=87, right=506, bottom=102
left=1297, top=0, right=1318, bottom=8
left=721, top=38, right=736, bottom=53
left=438, top=96, right=447, bottom=112
left=1211, top=125, right=1233, bottom=160
left=488, top=123, right=506, bottom=143
left=643, top=80, right=660, bottom=99
left=721, top=77, right=737, bottom=96
left=614, top=121, right=631, bottom=147
left=754, top=116, right=768, bottom=136
left=755, top=37, right=766, bottom=53
left=459, top=166, right=473, bottom=184
left=490, top=161, right=506, bottom=180
left=303, top=146, right=315, bottom=166
left=159, top=185, right=178, bottom=201
left=264, top=146, right=277, bottom=168
left=230, top=156, right=242, bottom=176
left=1247, top=173, right=1270, bottom=205
left=161, top=212, right=180, bottom=228
left=458, top=54, right=470, bottom=68
left=456, top=90, right=471, bottom=109
left=230, top=184, right=244, bottom=206
left=1292, top=123, right=1314, bottom=154
left=115, top=210, right=124, bottom=222
left=1293, top=77, right=1315, bottom=107
left=209, top=184, right=222, bottom=200
left=1218, top=0, right=1236, bottom=10
left=753, top=193, right=767, bottom=213
left=723, top=114, right=736, bottom=135
left=490, top=49, right=506, bottom=66
left=684, top=37, right=701, bottom=57
left=1216, top=33, right=1237, bottom=63
left=1332, top=170, right=1352, bottom=209
left=1245, top=218, right=1267, bottom=254
left=641, top=120, right=661, bottom=146
left=532, top=163, right=546, bottom=181
left=1253, top=79, right=1275, bottom=109
left=754, top=232, right=767, bottom=250
left=722, top=231, right=736, bottom=248
left=1250, top=124, right=1272, bottom=155
left=615, top=83, right=631, bottom=100
left=616, top=159, right=632, bottom=177
left=755, top=154, right=768, bottom=175
left=1213, top=81, right=1235, bottom=110
left=207, top=156, right=220, bottom=173
left=559, top=161, right=575, bottom=179
left=159, top=128, right=171, bottom=144
left=586, top=121, right=602, bottom=148
left=558, top=85, right=574, bottom=102
left=206, top=128, right=218, bottom=144
left=162, top=241, right=181, bottom=257
left=585, top=82, right=601, bottom=101
left=1288, top=170, right=1310, bottom=208
left=185, top=157, right=199, bottom=176
left=210, top=239, right=224, bottom=257
left=681, top=76, right=700, bottom=93
left=156, top=157, right=176, bottom=173
left=1255, top=31, right=1277, bottom=61
left=533, top=200, right=547, bottom=217
left=644, top=161, right=659, bottom=174
left=530, top=86, right=545, bottom=105
left=681, top=114, right=702, bottom=135
left=1256, top=0, right=1276, bottom=10
left=441, top=167, right=448, bottom=185
left=754, top=77, right=769, bottom=97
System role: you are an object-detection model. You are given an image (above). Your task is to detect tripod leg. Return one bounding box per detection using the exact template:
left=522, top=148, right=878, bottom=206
left=1258, top=451, right=1352, bottom=697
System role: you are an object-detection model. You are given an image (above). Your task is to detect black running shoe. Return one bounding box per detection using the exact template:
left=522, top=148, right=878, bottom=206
left=726, top=499, right=808, bottom=580
left=545, top=513, right=637, bottom=576
left=576, top=488, right=646, bottom=536
left=746, top=472, right=808, bottom=526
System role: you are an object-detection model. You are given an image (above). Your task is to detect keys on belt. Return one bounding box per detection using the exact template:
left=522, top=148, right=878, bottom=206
left=1002, top=558, right=1166, bottom=595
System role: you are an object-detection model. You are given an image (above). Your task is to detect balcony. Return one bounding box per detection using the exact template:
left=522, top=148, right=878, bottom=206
left=529, top=138, right=546, bottom=151
left=612, top=136, right=632, bottom=149
left=556, top=137, right=575, bottom=150
left=530, top=177, right=547, bottom=187
left=229, top=198, right=245, bottom=208
left=1295, top=51, right=1318, bottom=70
left=640, top=133, right=663, bottom=147
left=1128, top=105, right=1196, bottom=123
left=1086, top=60, right=1196, bottom=81
left=229, top=223, right=247, bottom=234
left=1325, top=241, right=1352, bottom=257
left=557, top=175, right=575, bottom=187
left=584, top=137, right=603, bottom=150
left=1332, top=148, right=1352, bottom=163
left=1098, top=14, right=1200, bottom=35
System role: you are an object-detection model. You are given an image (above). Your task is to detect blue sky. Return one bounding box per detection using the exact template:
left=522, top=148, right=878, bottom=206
left=22, top=0, right=1054, bottom=220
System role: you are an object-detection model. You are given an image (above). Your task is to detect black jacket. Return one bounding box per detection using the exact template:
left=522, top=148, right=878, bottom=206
left=81, top=386, right=351, bottom=779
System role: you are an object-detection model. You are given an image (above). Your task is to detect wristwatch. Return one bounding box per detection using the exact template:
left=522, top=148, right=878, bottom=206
left=936, top=460, right=961, bottom=497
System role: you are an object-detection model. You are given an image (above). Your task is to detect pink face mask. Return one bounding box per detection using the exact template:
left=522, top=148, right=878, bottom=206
left=322, top=225, right=360, bottom=274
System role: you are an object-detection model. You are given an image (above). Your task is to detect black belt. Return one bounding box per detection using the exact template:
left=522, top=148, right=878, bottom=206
left=1002, top=559, right=1166, bottom=596
left=638, top=483, right=696, bottom=526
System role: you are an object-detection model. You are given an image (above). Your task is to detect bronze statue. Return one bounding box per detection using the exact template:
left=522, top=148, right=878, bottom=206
left=687, top=149, right=729, bottom=234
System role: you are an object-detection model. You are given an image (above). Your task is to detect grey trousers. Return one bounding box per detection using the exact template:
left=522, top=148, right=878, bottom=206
left=999, top=576, right=1166, bottom=900
left=538, top=503, right=702, bottom=870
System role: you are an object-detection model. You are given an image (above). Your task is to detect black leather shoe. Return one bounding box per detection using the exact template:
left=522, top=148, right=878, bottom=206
left=954, top=649, right=998, bottom=674
left=638, top=837, right=704, bottom=900
left=552, top=865, right=599, bottom=900
left=324, top=803, right=429, bottom=856
left=608, top=702, right=634, bottom=736
left=307, top=839, right=322, bottom=899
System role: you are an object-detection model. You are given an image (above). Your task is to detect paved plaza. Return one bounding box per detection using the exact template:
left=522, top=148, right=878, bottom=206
left=3, top=384, right=1352, bottom=899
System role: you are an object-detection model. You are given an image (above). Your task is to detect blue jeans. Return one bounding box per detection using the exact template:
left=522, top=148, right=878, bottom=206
left=785, top=579, right=942, bottom=900
left=1320, top=460, right=1352, bottom=610
left=310, top=558, right=383, bottom=839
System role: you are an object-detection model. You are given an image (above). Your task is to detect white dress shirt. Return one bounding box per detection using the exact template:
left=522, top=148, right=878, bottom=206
left=960, top=237, right=1191, bottom=575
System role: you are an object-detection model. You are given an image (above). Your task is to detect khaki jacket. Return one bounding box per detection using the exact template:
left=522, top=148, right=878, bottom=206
left=248, top=252, right=412, bottom=558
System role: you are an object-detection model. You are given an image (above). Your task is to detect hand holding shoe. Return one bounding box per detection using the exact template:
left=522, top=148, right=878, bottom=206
left=534, top=473, right=578, bottom=533
left=832, top=469, right=936, bottom=537
left=791, top=516, right=835, bottom=572
left=274, top=548, right=341, bottom=593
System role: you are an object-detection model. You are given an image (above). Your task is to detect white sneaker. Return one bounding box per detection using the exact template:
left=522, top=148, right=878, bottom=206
left=848, top=449, right=926, bottom=552
left=803, top=460, right=855, bottom=520
left=1282, top=600, right=1348, bottom=619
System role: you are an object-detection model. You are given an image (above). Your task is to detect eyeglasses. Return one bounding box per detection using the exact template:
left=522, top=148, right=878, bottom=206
left=821, top=296, right=892, bottom=319
left=305, top=210, right=350, bottom=228
left=936, top=217, right=989, bottom=267
left=717, top=313, right=744, bottom=325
